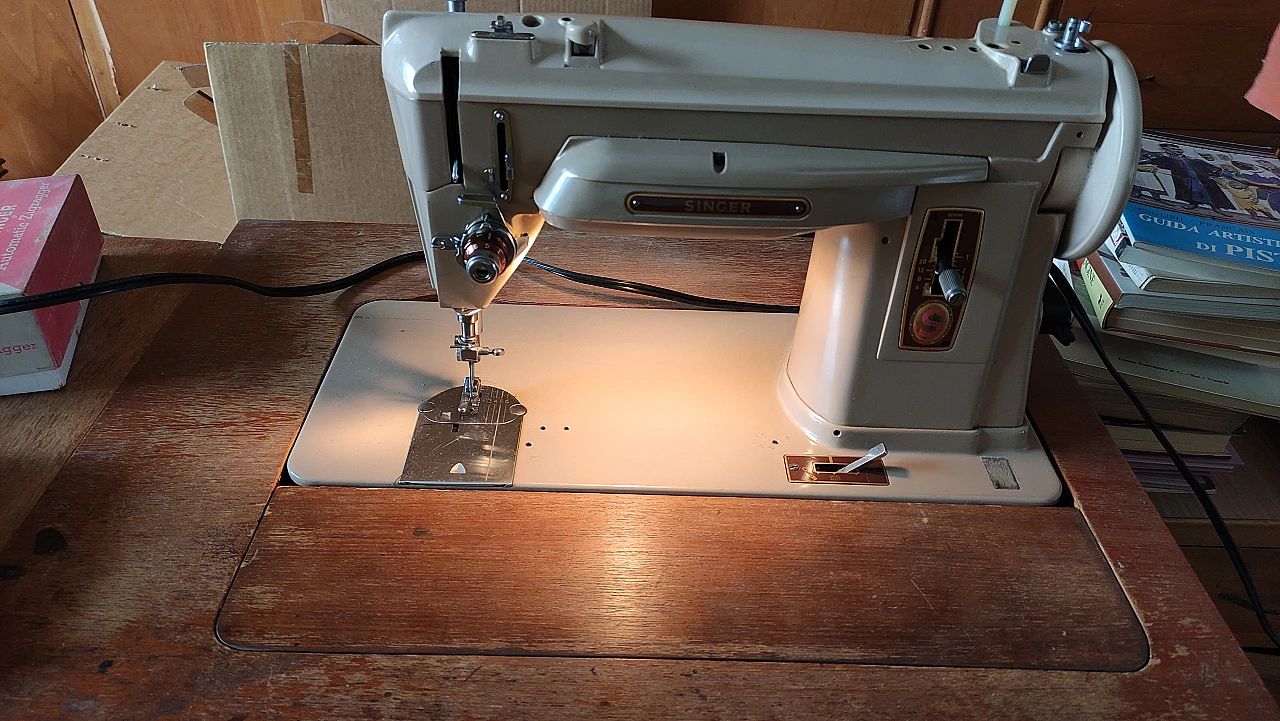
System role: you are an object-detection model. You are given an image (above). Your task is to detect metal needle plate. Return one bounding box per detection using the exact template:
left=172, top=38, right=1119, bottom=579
left=397, top=386, right=525, bottom=487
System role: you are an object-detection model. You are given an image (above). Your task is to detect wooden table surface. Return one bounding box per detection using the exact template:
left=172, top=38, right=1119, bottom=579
left=0, top=220, right=1276, bottom=719
left=0, top=236, right=219, bottom=549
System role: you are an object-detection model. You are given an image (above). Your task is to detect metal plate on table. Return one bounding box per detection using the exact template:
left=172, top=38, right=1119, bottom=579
left=785, top=455, right=890, bottom=485
left=397, top=386, right=525, bottom=487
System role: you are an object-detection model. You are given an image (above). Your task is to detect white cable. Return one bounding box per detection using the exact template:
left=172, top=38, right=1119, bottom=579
left=994, top=0, right=1019, bottom=44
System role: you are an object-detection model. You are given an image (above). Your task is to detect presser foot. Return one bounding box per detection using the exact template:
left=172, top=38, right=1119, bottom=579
left=397, top=385, right=526, bottom=487
left=450, top=309, right=504, bottom=417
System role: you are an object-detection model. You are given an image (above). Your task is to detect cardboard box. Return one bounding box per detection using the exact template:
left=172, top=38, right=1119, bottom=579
left=207, top=42, right=417, bottom=225
left=0, top=175, right=103, bottom=395
left=55, top=61, right=237, bottom=243
left=207, top=0, right=650, bottom=225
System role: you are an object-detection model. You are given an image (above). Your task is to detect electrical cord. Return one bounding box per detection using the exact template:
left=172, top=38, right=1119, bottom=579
left=521, top=257, right=800, bottom=313
left=1050, top=264, right=1280, bottom=656
left=0, top=254, right=799, bottom=317
left=0, top=251, right=427, bottom=316
left=4, top=251, right=1275, bottom=655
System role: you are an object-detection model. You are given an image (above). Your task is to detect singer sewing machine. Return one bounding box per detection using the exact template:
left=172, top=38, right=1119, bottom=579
left=286, top=11, right=1139, bottom=503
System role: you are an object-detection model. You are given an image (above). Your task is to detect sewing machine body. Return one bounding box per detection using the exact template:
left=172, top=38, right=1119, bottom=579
left=286, top=12, right=1139, bottom=502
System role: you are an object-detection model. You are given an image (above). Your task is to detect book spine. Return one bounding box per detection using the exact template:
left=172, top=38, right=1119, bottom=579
left=1086, top=250, right=1125, bottom=303
left=1077, top=255, right=1117, bottom=324
left=1111, top=218, right=1140, bottom=265
left=1116, top=257, right=1154, bottom=288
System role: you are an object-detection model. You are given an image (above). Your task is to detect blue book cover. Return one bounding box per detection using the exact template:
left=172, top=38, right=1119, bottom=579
left=1121, top=203, right=1280, bottom=272
left=1125, top=131, right=1280, bottom=275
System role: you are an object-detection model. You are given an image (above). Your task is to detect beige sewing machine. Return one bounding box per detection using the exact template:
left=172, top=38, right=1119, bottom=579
left=285, top=10, right=1139, bottom=503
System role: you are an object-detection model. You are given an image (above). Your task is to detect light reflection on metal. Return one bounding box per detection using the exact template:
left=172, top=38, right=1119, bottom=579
left=397, top=385, right=524, bottom=487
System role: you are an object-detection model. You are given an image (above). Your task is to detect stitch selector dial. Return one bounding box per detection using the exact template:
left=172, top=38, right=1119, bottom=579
left=899, top=208, right=983, bottom=351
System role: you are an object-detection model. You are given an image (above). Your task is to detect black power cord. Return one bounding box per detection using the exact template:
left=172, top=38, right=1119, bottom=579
left=3, top=251, right=1276, bottom=656
left=521, top=257, right=800, bottom=313
left=0, top=254, right=798, bottom=317
left=1050, top=264, right=1280, bottom=656
left=0, top=251, right=427, bottom=316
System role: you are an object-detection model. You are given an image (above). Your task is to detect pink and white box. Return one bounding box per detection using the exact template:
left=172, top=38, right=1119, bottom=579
left=0, top=175, right=103, bottom=395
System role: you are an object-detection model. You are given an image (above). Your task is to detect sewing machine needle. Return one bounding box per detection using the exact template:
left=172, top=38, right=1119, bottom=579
left=837, top=443, right=887, bottom=474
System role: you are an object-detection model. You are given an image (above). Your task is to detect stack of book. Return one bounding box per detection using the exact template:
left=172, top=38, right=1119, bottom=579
left=1055, top=131, right=1280, bottom=494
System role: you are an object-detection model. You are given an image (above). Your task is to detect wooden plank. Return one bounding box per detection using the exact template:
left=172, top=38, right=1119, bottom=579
left=1089, top=23, right=1280, bottom=134
left=219, top=488, right=1147, bottom=670
left=1142, top=86, right=1280, bottom=136
left=281, top=20, right=377, bottom=45
left=651, top=0, right=917, bottom=37
left=0, top=0, right=104, bottom=179
left=90, top=0, right=325, bottom=97
left=1026, top=332, right=1280, bottom=709
left=0, top=237, right=218, bottom=549
left=928, top=0, right=1042, bottom=40
left=910, top=0, right=938, bottom=37
left=67, top=0, right=122, bottom=115
left=1059, top=0, right=1280, bottom=29
left=1131, top=22, right=1279, bottom=102
left=0, top=220, right=1275, bottom=718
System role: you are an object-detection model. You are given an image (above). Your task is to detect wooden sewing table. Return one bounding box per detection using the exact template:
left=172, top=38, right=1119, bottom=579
left=0, top=221, right=1276, bottom=719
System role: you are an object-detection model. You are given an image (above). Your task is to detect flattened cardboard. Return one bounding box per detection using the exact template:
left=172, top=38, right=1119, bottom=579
left=322, top=0, right=651, bottom=51
left=207, top=43, right=416, bottom=224
left=55, top=62, right=236, bottom=243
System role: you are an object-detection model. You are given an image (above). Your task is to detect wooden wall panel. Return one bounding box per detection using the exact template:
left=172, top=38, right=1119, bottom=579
left=1106, top=24, right=1279, bottom=133
left=651, top=0, right=917, bottom=37
left=68, top=0, right=122, bottom=115
left=928, top=0, right=1044, bottom=39
left=1056, top=2, right=1280, bottom=139
left=0, top=0, right=104, bottom=179
left=1059, top=0, right=1278, bottom=28
left=91, top=0, right=326, bottom=97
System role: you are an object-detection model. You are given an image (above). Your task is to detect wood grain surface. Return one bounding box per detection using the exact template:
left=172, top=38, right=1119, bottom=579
left=0, top=237, right=218, bottom=549
left=92, top=0, right=324, bottom=97
left=0, top=220, right=1275, bottom=719
left=1090, top=23, right=1280, bottom=135
left=67, top=0, right=122, bottom=115
left=0, top=0, right=104, bottom=179
left=219, top=488, right=1147, bottom=670
left=927, top=0, right=1045, bottom=39
left=652, top=0, right=918, bottom=36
